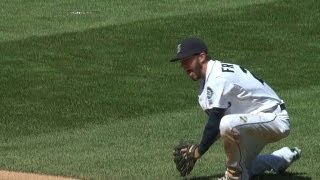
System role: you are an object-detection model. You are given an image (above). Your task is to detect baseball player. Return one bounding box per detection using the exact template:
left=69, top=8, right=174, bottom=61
left=171, top=37, right=301, bottom=180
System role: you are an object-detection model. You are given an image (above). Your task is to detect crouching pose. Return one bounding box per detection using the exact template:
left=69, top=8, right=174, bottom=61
left=171, top=37, right=301, bottom=180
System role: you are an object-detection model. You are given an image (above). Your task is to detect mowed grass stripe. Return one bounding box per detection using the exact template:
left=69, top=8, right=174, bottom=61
left=0, top=0, right=276, bottom=42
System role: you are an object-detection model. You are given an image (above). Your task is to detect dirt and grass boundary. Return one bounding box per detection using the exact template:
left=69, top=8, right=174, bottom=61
left=0, top=170, right=78, bottom=180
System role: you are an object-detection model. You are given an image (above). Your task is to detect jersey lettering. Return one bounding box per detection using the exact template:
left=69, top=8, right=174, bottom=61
left=199, top=60, right=281, bottom=114
left=240, top=66, right=264, bottom=84
left=221, top=63, right=234, bottom=72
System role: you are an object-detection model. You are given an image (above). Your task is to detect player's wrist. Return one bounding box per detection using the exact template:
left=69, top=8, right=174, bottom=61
left=197, top=144, right=207, bottom=157
left=194, top=147, right=202, bottom=159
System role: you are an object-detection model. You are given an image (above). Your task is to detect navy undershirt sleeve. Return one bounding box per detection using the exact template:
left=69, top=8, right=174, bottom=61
left=198, top=108, right=226, bottom=156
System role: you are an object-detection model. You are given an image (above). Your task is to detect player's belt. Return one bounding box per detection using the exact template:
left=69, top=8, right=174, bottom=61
left=280, top=103, right=286, bottom=111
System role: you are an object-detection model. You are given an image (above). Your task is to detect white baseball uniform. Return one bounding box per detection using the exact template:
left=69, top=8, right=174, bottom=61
left=198, top=60, right=296, bottom=179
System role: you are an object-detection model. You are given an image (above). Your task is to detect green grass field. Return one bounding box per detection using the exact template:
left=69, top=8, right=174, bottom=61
left=0, top=0, right=319, bottom=179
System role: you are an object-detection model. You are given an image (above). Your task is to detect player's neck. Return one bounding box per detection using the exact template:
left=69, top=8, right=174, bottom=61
left=200, top=62, right=208, bottom=80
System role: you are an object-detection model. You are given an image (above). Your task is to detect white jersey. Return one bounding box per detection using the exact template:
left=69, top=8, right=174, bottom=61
left=198, top=60, right=283, bottom=114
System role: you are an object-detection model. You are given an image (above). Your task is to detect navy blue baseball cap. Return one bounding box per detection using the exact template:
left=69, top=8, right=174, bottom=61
left=170, top=37, right=208, bottom=62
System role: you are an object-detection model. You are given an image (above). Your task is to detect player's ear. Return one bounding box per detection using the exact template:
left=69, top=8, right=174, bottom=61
left=199, top=52, right=206, bottom=64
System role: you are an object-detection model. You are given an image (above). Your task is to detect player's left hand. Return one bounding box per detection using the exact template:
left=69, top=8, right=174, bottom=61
left=173, top=141, right=199, bottom=177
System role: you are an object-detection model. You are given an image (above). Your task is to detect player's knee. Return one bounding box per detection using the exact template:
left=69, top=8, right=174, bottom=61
left=219, top=115, right=234, bottom=137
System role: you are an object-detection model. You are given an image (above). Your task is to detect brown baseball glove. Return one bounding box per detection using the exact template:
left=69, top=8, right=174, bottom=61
left=173, top=141, right=199, bottom=177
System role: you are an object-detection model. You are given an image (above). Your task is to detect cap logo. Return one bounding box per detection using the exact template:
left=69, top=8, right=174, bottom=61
left=177, top=44, right=181, bottom=53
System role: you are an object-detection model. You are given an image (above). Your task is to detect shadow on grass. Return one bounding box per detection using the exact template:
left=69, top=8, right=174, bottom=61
left=188, top=172, right=310, bottom=180
left=186, top=173, right=222, bottom=180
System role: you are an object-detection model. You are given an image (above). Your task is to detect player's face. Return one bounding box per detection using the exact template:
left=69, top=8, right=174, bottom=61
left=180, top=55, right=203, bottom=81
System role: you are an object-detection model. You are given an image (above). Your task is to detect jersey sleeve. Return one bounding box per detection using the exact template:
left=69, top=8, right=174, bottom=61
left=198, top=108, right=225, bottom=155
left=199, top=77, right=235, bottom=110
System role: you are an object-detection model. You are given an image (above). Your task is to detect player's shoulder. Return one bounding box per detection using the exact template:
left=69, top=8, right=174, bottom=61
left=204, top=61, right=233, bottom=90
left=208, top=60, right=239, bottom=82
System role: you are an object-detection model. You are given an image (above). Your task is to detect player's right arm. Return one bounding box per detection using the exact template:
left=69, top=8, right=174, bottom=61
left=197, top=73, right=235, bottom=156
left=197, top=108, right=226, bottom=156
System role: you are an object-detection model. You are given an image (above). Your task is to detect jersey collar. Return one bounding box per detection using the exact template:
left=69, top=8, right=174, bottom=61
left=199, top=60, right=215, bottom=93
left=205, top=60, right=215, bottom=82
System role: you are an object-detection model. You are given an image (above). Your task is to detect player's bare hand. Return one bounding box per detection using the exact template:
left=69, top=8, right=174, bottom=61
left=180, top=147, right=201, bottom=159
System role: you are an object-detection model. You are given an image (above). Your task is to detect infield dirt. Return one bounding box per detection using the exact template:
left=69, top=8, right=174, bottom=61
left=0, top=170, right=78, bottom=180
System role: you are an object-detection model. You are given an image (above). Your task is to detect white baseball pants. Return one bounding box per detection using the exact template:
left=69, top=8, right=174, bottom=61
left=219, top=107, right=292, bottom=179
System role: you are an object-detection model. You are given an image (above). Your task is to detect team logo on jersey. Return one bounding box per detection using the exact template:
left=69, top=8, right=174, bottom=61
left=207, top=87, right=213, bottom=105
left=177, top=44, right=181, bottom=53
